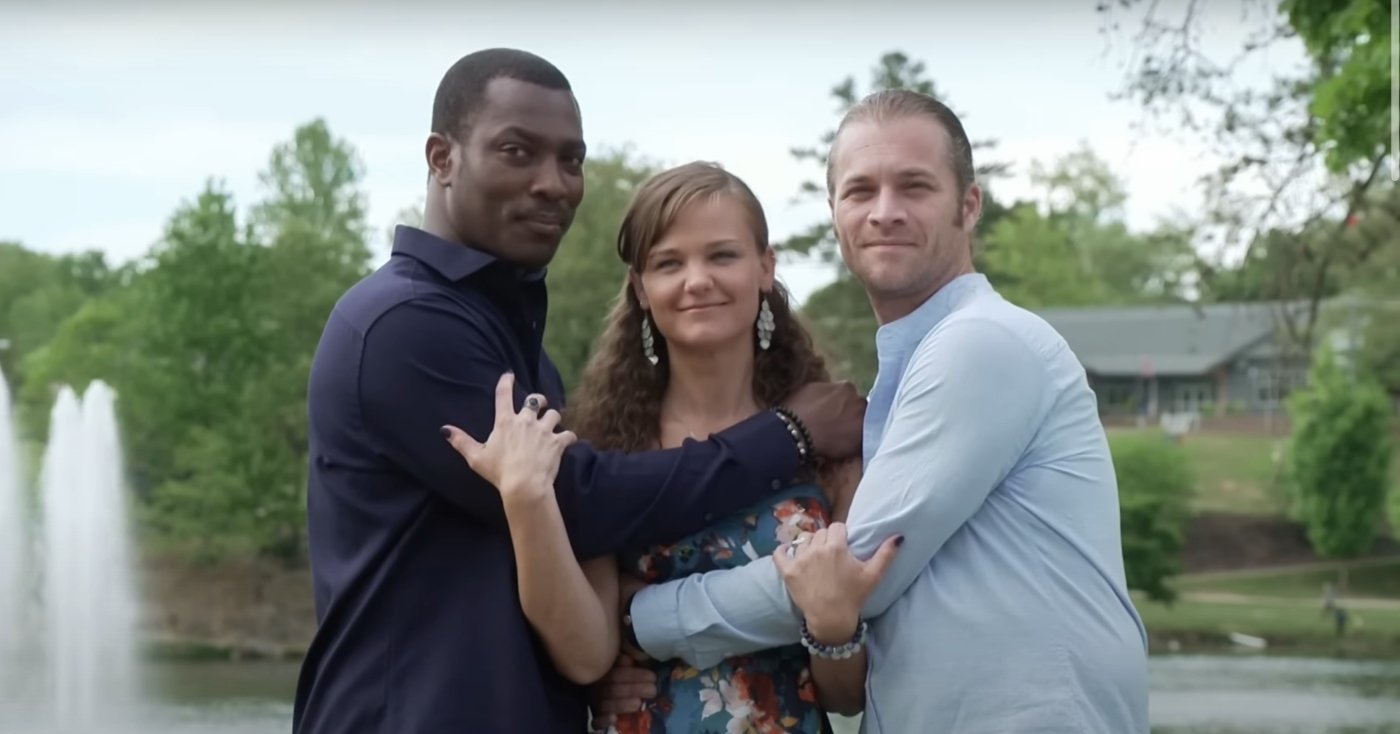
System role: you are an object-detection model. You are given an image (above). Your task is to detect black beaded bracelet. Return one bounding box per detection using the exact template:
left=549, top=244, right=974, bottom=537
left=771, top=407, right=813, bottom=466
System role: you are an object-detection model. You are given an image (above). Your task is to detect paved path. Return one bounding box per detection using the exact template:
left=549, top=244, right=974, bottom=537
left=1183, top=590, right=1400, bottom=611
left=1179, top=555, right=1400, bottom=582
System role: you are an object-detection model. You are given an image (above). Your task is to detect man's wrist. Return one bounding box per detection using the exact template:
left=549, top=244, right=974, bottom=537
left=801, top=618, right=868, bottom=660
left=804, top=611, right=860, bottom=646
left=771, top=407, right=814, bottom=466
left=621, top=587, right=643, bottom=652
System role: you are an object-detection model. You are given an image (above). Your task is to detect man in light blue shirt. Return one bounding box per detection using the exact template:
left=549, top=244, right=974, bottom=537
left=619, top=90, right=1150, bottom=733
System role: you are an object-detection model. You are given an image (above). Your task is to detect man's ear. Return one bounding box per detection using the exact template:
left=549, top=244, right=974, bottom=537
left=426, top=133, right=456, bottom=187
left=962, top=182, right=984, bottom=233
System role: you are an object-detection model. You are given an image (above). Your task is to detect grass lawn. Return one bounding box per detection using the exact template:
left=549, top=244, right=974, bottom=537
left=1135, top=592, right=1400, bottom=657
left=1138, top=559, right=1400, bottom=657
left=1179, top=559, right=1400, bottom=599
left=1107, top=427, right=1400, bottom=517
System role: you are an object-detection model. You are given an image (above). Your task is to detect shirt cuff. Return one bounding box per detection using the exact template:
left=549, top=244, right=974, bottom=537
left=630, top=582, right=689, bottom=662
left=717, top=410, right=801, bottom=483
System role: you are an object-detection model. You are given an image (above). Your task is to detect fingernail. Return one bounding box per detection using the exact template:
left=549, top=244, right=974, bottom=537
left=895, top=535, right=905, bottom=547
left=440, top=427, right=451, bottom=440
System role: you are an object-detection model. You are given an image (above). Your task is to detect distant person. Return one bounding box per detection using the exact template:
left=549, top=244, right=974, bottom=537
left=292, top=48, right=865, bottom=734
left=1322, top=581, right=1348, bottom=636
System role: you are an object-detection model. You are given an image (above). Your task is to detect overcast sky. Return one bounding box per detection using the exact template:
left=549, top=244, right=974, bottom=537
left=0, top=0, right=1306, bottom=302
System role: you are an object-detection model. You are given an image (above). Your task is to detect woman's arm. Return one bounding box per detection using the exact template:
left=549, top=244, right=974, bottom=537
left=771, top=523, right=900, bottom=716
left=441, top=374, right=620, bottom=683
left=500, top=494, right=620, bottom=684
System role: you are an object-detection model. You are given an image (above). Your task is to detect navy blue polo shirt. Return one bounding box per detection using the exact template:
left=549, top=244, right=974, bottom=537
left=293, top=226, right=800, bottom=733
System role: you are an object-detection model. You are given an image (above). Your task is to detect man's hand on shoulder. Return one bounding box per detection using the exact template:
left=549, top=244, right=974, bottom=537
left=783, top=381, right=866, bottom=461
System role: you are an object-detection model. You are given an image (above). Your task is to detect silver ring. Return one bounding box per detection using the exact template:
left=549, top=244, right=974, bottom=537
left=786, top=535, right=808, bottom=558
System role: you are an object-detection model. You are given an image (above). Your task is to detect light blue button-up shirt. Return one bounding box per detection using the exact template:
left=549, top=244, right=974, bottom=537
left=630, top=274, right=1149, bottom=733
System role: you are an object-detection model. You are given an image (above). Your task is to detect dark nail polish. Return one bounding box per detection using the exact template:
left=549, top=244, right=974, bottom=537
left=895, top=535, right=905, bottom=547
left=440, top=427, right=451, bottom=440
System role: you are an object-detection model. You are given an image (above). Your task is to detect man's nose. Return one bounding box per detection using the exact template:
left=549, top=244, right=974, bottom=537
left=868, top=188, right=908, bottom=228
left=531, top=161, right=568, bottom=200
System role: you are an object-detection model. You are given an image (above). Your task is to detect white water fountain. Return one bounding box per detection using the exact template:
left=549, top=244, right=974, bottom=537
left=0, top=367, right=31, bottom=702
left=40, top=382, right=141, bottom=728
left=0, top=367, right=142, bottom=732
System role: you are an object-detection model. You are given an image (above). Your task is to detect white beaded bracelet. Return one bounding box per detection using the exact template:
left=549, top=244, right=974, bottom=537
left=800, top=619, right=868, bottom=660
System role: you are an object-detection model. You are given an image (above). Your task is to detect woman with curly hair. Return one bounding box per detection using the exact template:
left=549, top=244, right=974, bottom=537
left=445, top=161, right=872, bottom=733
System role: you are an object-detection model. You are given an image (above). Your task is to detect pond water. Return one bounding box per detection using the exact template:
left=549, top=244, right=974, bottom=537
left=1, top=654, right=1397, bottom=733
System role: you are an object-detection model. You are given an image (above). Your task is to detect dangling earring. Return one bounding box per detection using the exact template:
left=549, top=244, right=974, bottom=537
left=756, top=296, right=775, bottom=351
left=641, top=313, right=659, bottom=366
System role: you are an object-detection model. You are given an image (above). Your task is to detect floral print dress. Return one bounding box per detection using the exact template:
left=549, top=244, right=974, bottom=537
left=615, top=484, right=834, bottom=734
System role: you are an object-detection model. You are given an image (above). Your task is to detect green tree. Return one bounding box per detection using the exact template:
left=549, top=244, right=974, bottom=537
left=979, top=146, right=1196, bottom=308
left=20, top=184, right=251, bottom=501
left=23, top=119, right=375, bottom=561
left=545, top=148, right=658, bottom=393
left=981, top=204, right=1102, bottom=308
left=151, top=119, right=373, bottom=560
left=799, top=276, right=877, bottom=390
left=1102, top=0, right=1393, bottom=352
left=14, top=288, right=147, bottom=486
left=1029, top=145, right=1196, bottom=303
left=0, top=243, right=116, bottom=386
left=1286, top=346, right=1394, bottom=563
left=1109, top=433, right=1194, bottom=603
left=1282, top=0, right=1392, bottom=173
left=1330, top=184, right=1400, bottom=395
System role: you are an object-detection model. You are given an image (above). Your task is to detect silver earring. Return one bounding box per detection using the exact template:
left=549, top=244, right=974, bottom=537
left=641, top=313, right=659, bottom=366
left=757, top=296, right=775, bottom=351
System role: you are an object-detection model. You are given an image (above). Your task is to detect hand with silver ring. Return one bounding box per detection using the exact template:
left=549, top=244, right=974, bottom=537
left=772, top=523, right=903, bottom=644
left=440, top=374, right=574, bottom=504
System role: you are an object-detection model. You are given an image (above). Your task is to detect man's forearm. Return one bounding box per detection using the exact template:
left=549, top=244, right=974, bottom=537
left=812, top=653, right=867, bottom=716
left=630, top=555, right=800, bottom=668
left=554, top=412, right=799, bottom=559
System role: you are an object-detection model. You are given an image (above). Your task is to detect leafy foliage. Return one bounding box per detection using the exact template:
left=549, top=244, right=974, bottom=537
left=1286, top=346, right=1394, bottom=559
left=545, top=149, right=659, bottom=393
left=1110, top=432, right=1194, bottom=603
left=1099, top=0, right=1394, bottom=353
left=1281, top=0, right=1392, bottom=172
left=16, top=119, right=371, bottom=561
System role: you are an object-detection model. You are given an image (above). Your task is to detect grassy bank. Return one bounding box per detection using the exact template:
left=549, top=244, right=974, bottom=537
left=1106, top=427, right=1400, bottom=517
left=1140, top=560, right=1400, bottom=658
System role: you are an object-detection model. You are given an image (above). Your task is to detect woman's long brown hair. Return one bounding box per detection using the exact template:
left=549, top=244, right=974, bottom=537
left=566, top=161, right=832, bottom=455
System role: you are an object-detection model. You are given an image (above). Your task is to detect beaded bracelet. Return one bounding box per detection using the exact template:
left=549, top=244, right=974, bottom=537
left=771, top=407, right=814, bottom=466
left=800, top=619, right=868, bottom=660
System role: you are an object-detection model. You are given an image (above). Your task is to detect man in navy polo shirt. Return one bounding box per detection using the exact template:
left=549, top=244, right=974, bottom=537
left=292, top=48, right=865, bottom=734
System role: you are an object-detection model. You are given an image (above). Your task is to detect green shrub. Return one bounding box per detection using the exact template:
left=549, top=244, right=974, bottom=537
left=1287, top=347, right=1395, bottom=559
left=1110, top=432, right=1194, bottom=603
